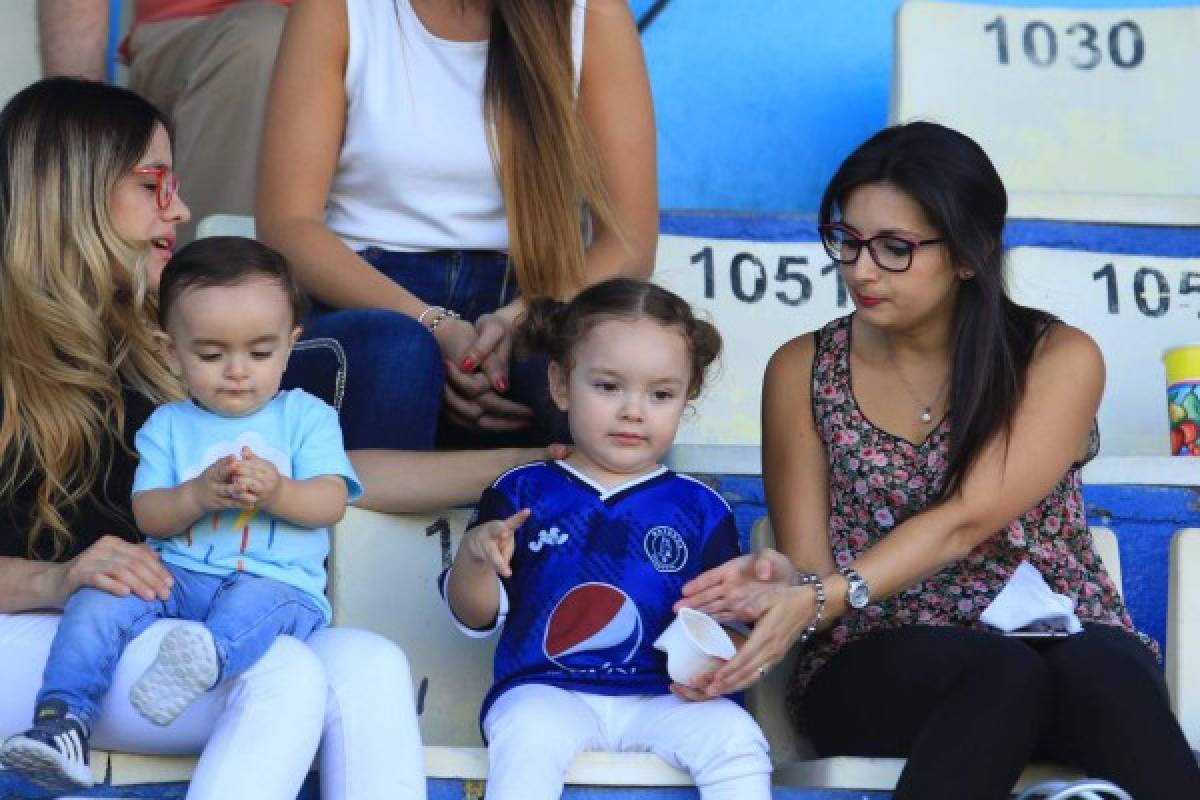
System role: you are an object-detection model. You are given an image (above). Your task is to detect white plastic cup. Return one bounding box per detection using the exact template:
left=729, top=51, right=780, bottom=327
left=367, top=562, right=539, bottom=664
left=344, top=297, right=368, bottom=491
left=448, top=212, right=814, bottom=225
left=652, top=607, right=737, bottom=688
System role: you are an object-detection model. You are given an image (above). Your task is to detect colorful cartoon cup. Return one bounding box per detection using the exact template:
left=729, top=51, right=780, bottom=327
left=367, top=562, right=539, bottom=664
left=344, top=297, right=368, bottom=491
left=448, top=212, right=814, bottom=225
left=652, top=607, right=736, bottom=688
left=1163, top=345, right=1200, bottom=456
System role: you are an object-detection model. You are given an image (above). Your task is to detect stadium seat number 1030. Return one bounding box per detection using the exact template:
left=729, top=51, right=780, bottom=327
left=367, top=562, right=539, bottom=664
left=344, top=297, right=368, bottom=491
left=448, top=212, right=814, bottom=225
left=983, top=16, right=1144, bottom=70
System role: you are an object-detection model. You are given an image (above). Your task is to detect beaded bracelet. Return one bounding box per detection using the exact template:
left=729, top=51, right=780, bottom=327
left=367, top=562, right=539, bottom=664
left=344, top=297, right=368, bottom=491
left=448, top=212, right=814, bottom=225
left=428, top=309, right=460, bottom=334
left=790, top=572, right=827, bottom=645
left=419, top=306, right=461, bottom=334
left=417, top=305, right=445, bottom=328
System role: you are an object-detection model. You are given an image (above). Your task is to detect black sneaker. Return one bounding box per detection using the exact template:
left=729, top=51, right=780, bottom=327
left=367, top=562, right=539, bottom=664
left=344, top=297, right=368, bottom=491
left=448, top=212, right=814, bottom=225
left=0, top=699, right=93, bottom=789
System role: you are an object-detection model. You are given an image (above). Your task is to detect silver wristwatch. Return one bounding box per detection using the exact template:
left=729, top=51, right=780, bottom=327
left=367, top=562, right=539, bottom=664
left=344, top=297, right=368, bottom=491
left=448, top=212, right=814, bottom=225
left=839, top=566, right=871, bottom=610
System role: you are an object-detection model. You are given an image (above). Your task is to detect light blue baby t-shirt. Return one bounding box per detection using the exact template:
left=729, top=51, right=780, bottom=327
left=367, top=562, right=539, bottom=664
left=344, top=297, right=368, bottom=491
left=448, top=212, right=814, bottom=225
left=132, top=389, right=362, bottom=621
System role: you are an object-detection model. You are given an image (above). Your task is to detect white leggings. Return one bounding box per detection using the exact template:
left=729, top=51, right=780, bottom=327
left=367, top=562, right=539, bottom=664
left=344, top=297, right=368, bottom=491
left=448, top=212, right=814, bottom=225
left=0, top=613, right=425, bottom=800
left=482, top=685, right=771, bottom=800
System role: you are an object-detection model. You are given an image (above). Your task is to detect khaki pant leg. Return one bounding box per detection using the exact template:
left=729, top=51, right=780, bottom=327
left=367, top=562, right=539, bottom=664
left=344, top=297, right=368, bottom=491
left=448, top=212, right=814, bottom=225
left=128, top=2, right=288, bottom=243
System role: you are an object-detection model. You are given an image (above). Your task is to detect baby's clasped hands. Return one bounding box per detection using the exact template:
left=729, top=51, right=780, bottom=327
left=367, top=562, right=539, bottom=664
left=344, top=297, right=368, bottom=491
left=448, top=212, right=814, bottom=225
left=188, top=448, right=282, bottom=513
left=229, top=446, right=282, bottom=509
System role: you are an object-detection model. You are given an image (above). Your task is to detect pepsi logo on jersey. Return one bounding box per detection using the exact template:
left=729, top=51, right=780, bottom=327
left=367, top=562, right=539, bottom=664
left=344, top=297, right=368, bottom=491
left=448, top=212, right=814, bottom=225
left=543, top=583, right=644, bottom=674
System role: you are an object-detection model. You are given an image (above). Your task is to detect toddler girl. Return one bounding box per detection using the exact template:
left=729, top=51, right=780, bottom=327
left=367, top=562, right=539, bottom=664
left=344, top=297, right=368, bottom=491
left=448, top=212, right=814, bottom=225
left=443, top=278, right=770, bottom=800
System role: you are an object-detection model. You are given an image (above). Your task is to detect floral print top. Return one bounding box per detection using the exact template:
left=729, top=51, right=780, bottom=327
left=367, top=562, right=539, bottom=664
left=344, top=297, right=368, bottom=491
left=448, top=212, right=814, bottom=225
left=787, top=315, right=1155, bottom=707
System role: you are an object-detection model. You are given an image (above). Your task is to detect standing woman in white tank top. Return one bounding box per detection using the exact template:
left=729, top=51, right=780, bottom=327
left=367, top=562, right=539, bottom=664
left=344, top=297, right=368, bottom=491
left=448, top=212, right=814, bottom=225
left=257, top=0, right=656, bottom=453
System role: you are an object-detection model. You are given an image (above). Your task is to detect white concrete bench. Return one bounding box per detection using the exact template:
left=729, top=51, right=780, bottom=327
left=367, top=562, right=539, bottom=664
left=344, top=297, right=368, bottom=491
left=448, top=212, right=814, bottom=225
left=892, top=0, right=1200, bottom=225
left=657, top=236, right=1200, bottom=462
left=1005, top=247, right=1200, bottom=457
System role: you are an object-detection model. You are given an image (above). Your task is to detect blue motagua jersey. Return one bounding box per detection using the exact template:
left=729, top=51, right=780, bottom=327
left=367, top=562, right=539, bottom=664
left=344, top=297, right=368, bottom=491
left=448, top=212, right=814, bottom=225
left=442, top=460, right=741, bottom=724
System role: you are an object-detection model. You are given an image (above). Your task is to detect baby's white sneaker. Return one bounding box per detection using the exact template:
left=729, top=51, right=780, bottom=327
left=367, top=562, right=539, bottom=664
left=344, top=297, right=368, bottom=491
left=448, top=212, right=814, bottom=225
left=129, top=622, right=219, bottom=726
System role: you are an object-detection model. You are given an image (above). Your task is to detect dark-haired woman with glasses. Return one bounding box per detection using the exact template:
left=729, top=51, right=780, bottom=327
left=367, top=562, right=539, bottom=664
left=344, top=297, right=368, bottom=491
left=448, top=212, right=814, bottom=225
left=674, top=121, right=1200, bottom=799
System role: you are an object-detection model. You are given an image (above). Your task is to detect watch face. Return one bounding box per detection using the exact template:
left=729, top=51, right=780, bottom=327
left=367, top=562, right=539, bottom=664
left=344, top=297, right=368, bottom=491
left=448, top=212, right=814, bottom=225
left=848, top=582, right=870, bottom=609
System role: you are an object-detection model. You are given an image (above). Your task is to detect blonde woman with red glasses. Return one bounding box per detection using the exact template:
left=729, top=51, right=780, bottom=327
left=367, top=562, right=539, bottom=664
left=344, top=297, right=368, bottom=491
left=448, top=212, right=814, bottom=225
left=0, top=78, right=425, bottom=800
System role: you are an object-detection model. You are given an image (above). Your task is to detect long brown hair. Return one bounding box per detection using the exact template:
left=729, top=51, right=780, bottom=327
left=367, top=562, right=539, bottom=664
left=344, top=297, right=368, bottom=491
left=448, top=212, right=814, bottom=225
left=0, top=78, right=181, bottom=557
left=485, top=0, right=620, bottom=299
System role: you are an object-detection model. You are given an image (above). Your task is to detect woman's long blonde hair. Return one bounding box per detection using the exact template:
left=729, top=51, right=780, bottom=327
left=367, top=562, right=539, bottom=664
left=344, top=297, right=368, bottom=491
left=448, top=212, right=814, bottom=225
left=0, top=78, right=181, bottom=558
left=485, top=0, right=622, bottom=299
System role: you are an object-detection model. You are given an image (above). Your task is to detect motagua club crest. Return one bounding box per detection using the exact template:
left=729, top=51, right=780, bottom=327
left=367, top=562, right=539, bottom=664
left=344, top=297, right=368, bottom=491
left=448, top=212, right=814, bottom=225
left=643, top=525, right=687, bottom=573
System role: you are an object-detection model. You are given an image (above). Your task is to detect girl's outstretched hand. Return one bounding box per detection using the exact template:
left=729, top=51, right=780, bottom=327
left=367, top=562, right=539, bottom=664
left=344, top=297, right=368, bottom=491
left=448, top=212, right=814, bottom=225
left=675, top=548, right=796, bottom=623
left=464, top=508, right=531, bottom=578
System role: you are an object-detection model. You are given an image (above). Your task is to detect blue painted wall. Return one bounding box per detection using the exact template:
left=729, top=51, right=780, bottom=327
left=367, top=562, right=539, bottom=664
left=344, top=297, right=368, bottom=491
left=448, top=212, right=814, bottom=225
left=635, top=0, right=1199, bottom=213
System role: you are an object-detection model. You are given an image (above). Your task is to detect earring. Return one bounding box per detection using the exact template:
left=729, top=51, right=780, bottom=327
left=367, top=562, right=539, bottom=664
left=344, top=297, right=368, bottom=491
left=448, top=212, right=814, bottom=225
left=961, top=270, right=976, bottom=280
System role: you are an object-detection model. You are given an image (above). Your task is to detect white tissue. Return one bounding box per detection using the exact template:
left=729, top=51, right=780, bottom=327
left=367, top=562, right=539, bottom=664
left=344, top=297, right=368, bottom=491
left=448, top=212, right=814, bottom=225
left=980, top=560, right=1083, bottom=634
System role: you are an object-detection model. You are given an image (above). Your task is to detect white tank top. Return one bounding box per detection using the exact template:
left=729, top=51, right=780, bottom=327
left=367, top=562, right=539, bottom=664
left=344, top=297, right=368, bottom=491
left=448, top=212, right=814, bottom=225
left=326, top=0, right=587, bottom=253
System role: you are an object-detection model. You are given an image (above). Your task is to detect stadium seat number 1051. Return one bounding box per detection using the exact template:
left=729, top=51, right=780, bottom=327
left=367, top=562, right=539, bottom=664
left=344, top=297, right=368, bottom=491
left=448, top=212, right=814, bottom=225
left=984, top=16, right=1144, bottom=70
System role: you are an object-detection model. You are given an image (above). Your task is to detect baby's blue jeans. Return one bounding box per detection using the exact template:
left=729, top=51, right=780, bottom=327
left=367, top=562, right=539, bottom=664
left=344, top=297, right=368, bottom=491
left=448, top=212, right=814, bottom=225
left=38, top=563, right=325, bottom=729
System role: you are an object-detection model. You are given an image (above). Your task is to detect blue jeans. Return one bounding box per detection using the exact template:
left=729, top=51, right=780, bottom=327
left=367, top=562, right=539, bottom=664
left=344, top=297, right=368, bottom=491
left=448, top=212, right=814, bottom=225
left=38, top=564, right=325, bottom=728
left=286, top=248, right=563, bottom=450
